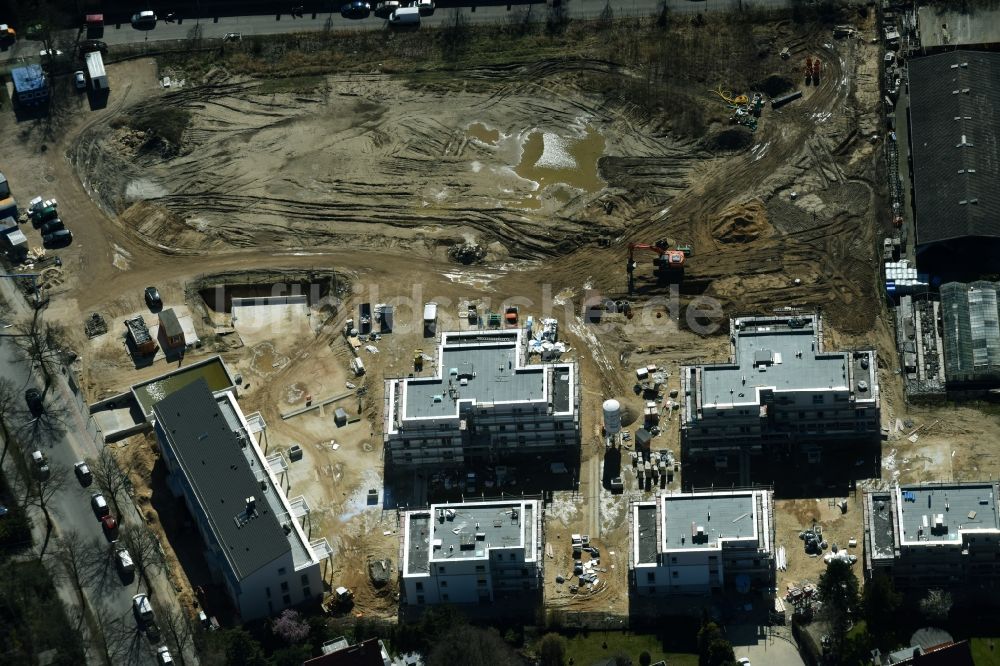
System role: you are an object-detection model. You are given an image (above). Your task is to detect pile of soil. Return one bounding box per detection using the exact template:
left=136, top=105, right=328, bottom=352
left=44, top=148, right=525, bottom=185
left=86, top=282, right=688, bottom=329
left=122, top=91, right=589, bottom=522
left=712, top=200, right=772, bottom=244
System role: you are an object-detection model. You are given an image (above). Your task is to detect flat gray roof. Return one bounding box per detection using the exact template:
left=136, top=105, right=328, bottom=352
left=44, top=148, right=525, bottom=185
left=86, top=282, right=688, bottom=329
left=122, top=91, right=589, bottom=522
left=636, top=504, right=658, bottom=564
left=897, top=483, right=1000, bottom=545
left=428, top=502, right=526, bottom=560
left=406, top=514, right=431, bottom=575
left=700, top=317, right=850, bottom=406
left=404, top=333, right=547, bottom=419
left=662, top=493, right=756, bottom=550
left=869, top=493, right=896, bottom=560
left=917, top=6, right=1000, bottom=50
left=154, top=380, right=291, bottom=580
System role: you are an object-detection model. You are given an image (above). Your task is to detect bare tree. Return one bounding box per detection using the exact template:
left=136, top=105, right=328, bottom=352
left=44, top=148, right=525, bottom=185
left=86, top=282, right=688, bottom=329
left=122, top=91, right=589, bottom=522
left=0, top=376, right=17, bottom=466
left=120, top=523, right=166, bottom=594
left=159, top=606, right=195, bottom=666
left=12, top=309, right=71, bottom=395
left=53, top=529, right=101, bottom=607
left=11, top=462, right=69, bottom=557
left=90, top=446, right=135, bottom=516
left=92, top=599, right=150, bottom=666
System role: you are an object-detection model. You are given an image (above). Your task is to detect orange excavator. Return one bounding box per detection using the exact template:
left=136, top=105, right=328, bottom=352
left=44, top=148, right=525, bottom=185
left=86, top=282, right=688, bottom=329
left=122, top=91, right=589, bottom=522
left=627, top=241, right=685, bottom=296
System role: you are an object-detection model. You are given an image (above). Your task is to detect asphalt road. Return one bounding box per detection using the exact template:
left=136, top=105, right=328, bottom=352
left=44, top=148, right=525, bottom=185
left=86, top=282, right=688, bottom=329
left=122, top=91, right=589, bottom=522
left=0, top=286, right=191, bottom=664
left=0, top=0, right=792, bottom=62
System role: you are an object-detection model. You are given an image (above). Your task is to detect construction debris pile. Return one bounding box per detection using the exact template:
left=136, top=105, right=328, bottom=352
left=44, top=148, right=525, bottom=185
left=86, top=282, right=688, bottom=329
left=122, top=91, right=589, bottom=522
left=714, top=86, right=765, bottom=131
left=555, top=534, right=606, bottom=595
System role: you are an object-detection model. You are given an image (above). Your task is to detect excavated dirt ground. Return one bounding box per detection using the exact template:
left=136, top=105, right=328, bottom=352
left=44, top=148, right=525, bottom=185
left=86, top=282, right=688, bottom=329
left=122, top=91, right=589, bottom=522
left=11, top=14, right=992, bottom=622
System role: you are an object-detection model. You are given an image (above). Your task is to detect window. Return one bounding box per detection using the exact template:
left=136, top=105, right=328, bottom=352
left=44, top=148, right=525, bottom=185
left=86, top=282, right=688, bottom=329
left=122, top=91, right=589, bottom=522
left=476, top=565, right=486, bottom=573
left=282, top=594, right=291, bottom=605
left=478, top=579, right=487, bottom=587
left=416, top=582, right=424, bottom=591
left=278, top=567, right=287, bottom=576
left=510, top=553, right=517, bottom=561
left=647, top=572, right=655, bottom=583
left=442, top=594, right=449, bottom=601
left=440, top=581, right=448, bottom=588
left=439, top=566, right=446, bottom=574
left=266, top=587, right=271, bottom=598
left=671, top=556, right=677, bottom=564
left=813, top=395, right=824, bottom=404
left=672, top=571, right=679, bottom=578
left=281, top=581, right=289, bottom=592
left=303, top=587, right=311, bottom=598
left=417, top=595, right=425, bottom=604
left=301, top=574, right=309, bottom=586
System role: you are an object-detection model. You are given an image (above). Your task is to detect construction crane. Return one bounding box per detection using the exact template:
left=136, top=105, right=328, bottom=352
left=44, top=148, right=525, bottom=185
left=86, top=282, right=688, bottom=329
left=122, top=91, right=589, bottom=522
left=626, top=242, right=685, bottom=296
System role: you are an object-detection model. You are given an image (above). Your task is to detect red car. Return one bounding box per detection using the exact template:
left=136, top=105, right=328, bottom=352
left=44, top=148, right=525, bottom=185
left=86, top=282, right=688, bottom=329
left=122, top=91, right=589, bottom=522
left=101, top=514, right=119, bottom=541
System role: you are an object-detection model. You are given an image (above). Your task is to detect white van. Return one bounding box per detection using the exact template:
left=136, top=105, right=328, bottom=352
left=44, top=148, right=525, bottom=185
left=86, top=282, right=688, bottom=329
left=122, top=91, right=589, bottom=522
left=410, top=0, right=435, bottom=15
left=389, top=6, right=420, bottom=25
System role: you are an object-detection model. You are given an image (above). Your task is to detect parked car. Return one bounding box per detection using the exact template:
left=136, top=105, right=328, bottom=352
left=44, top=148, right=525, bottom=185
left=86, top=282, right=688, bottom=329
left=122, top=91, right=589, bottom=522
left=388, top=6, right=420, bottom=26
left=374, top=1, right=400, bottom=18
left=156, top=646, right=174, bottom=664
left=223, top=32, right=242, bottom=42
left=117, top=548, right=134, bottom=575
left=74, top=70, right=86, bottom=90
left=101, top=514, right=119, bottom=541
left=132, top=593, right=154, bottom=625
left=0, top=172, right=9, bottom=199
left=74, top=461, right=92, bottom=486
left=340, top=1, right=371, bottom=18
left=410, top=0, right=435, bottom=15
left=31, top=450, right=50, bottom=480
left=131, top=11, right=157, bottom=29
left=91, top=492, right=110, bottom=519
left=39, top=48, right=64, bottom=58
left=42, top=229, right=73, bottom=247
left=144, top=286, right=162, bottom=310
left=40, top=218, right=64, bottom=234
left=24, top=388, right=43, bottom=417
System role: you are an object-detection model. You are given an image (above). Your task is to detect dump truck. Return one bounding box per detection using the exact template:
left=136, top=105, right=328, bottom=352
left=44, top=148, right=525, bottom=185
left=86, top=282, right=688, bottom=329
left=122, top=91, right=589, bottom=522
left=85, top=51, right=108, bottom=92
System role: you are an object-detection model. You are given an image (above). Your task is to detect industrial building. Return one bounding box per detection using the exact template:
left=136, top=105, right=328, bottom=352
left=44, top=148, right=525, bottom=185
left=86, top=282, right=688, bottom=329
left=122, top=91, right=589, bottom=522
left=629, top=489, right=775, bottom=595
left=939, top=281, right=1000, bottom=388
left=400, top=499, right=543, bottom=605
left=153, top=379, right=328, bottom=620
left=383, top=330, right=579, bottom=467
left=10, top=65, right=48, bottom=106
left=863, top=482, right=1000, bottom=592
left=907, top=51, right=1000, bottom=273
left=680, top=314, right=879, bottom=462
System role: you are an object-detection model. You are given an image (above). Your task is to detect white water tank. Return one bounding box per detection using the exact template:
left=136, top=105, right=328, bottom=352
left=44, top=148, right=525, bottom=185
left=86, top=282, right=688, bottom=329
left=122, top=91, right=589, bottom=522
left=602, top=399, right=622, bottom=435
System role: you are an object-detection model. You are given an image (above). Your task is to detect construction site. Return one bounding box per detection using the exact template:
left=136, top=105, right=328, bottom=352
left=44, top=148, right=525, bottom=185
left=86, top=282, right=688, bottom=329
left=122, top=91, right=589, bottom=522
left=5, top=5, right=1000, bottom=647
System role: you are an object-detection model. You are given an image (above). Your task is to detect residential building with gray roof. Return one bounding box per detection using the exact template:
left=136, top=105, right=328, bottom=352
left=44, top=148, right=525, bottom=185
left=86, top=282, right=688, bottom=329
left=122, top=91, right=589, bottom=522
left=629, top=489, right=775, bottom=596
left=680, top=314, right=879, bottom=464
left=383, top=330, right=579, bottom=467
left=153, top=379, right=326, bottom=620
left=400, top=499, right=543, bottom=605
left=863, top=482, right=1000, bottom=592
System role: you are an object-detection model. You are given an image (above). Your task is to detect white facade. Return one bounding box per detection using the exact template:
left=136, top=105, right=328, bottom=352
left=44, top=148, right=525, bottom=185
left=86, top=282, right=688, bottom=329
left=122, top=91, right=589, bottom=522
left=154, top=385, right=323, bottom=621
left=384, top=330, right=579, bottom=467
left=630, top=489, right=775, bottom=596
left=681, top=314, right=880, bottom=458
left=400, top=499, right=543, bottom=605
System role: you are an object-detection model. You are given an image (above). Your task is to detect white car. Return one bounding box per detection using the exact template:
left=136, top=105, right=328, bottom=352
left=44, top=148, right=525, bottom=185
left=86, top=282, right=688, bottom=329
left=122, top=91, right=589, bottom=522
left=116, top=548, right=134, bottom=575
left=73, top=71, right=86, bottom=91
left=156, top=645, right=173, bottom=664
left=39, top=48, right=63, bottom=58
left=131, top=11, right=157, bottom=28
left=410, top=0, right=434, bottom=15
left=737, top=659, right=752, bottom=666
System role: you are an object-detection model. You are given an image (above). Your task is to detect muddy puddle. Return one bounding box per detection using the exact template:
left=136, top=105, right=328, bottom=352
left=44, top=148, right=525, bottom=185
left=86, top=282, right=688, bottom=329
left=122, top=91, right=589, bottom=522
left=469, top=122, right=606, bottom=209
left=466, top=122, right=500, bottom=146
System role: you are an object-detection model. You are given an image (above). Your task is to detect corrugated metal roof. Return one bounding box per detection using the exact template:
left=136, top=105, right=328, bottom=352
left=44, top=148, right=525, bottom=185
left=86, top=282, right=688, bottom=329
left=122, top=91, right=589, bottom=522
left=940, top=281, right=1000, bottom=383
left=909, top=51, right=1000, bottom=246
left=154, top=380, right=290, bottom=580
